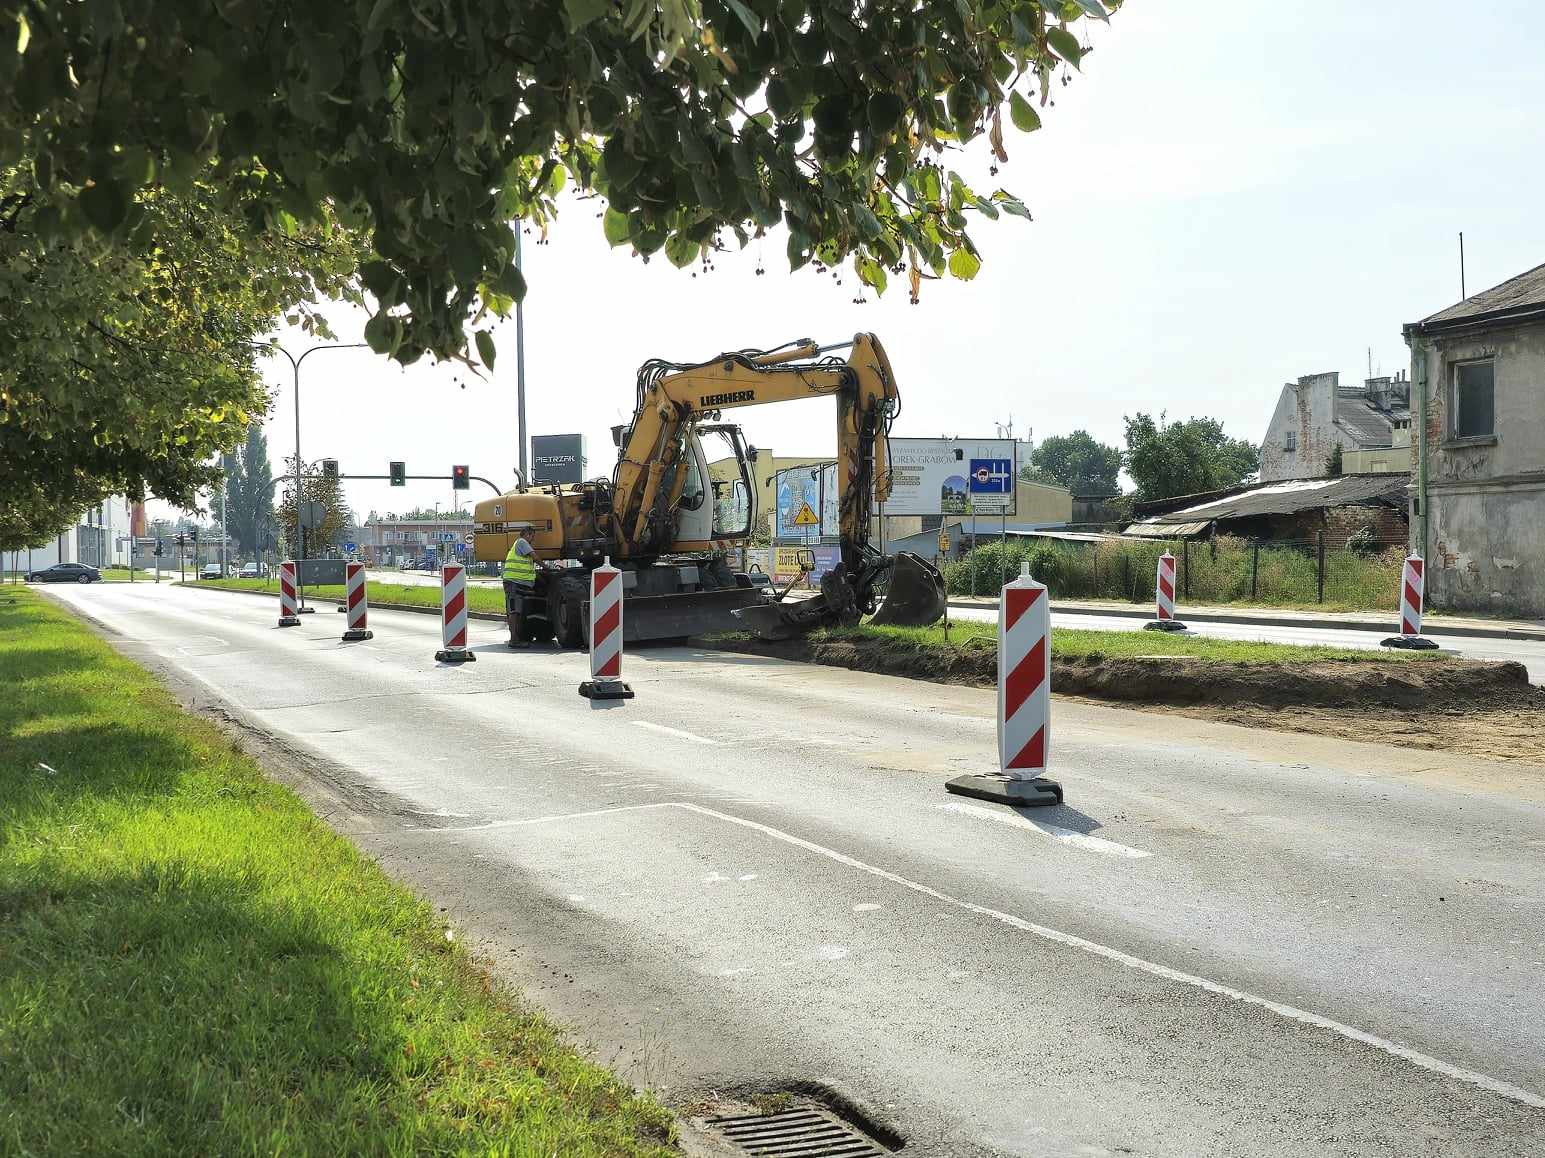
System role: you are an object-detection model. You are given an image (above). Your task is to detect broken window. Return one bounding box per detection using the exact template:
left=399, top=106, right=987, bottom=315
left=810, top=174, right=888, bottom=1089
left=1453, top=360, right=1495, bottom=438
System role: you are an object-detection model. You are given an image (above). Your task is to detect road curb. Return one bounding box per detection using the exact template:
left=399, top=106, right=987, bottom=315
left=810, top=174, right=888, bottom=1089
left=179, top=582, right=507, bottom=622
left=946, top=599, right=1545, bottom=643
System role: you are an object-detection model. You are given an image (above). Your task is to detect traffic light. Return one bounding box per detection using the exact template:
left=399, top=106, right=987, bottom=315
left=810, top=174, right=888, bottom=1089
left=452, top=464, right=470, bottom=490
left=191, top=527, right=199, bottom=543
left=389, top=461, right=406, bottom=487
left=321, top=458, right=339, bottom=482
left=154, top=539, right=164, bottom=558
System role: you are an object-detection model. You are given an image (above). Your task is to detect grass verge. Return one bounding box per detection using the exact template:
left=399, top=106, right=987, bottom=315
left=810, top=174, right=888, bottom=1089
left=185, top=576, right=507, bottom=615
left=808, top=621, right=1435, bottom=664
left=0, top=588, right=673, bottom=1155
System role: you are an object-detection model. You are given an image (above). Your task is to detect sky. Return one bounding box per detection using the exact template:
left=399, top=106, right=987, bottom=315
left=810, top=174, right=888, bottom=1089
left=160, top=0, right=1545, bottom=523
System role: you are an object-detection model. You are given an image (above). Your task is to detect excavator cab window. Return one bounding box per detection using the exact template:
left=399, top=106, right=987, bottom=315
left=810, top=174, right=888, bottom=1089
left=678, top=446, right=706, bottom=512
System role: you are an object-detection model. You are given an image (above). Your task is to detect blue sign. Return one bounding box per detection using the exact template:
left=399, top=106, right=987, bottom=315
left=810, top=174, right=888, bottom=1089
left=344, top=541, right=357, bottom=553
left=967, top=458, right=1014, bottom=495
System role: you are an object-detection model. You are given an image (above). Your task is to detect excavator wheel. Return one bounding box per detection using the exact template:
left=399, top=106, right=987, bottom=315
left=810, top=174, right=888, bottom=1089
left=551, top=575, right=588, bottom=648
left=868, top=551, right=948, bottom=628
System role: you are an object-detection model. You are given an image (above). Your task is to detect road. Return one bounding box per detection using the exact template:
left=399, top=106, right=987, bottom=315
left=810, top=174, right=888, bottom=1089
left=945, top=604, right=1545, bottom=683
left=49, top=581, right=1545, bottom=1156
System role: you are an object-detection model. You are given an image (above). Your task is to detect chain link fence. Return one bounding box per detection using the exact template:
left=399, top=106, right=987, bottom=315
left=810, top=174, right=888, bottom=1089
left=940, top=533, right=1410, bottom=611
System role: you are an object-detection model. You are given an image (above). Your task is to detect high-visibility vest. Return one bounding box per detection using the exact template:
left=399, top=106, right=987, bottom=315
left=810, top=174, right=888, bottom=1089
left=502, top=541, right=537, bottom=584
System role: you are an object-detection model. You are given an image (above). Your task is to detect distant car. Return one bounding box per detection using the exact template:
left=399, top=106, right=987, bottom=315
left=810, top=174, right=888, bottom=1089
left=200, top=563, right=224, bottom=579
left=27, top=562, right=101, bottom=584
left=238, top=562, right=263, bottom=579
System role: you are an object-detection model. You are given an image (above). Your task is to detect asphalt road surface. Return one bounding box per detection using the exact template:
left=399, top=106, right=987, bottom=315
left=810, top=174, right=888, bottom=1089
left=48, top=581, right=1545, bottom=1156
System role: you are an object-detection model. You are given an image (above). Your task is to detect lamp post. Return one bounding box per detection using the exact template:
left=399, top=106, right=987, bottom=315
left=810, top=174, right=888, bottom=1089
left=257, top=342, right=367, bottom=609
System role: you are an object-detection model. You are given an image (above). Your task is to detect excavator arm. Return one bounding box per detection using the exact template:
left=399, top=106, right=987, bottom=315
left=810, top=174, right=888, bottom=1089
left=611, top=333, right=944, bottom=634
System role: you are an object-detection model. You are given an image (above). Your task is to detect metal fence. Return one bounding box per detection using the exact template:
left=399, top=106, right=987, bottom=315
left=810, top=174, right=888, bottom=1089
left=941, top=534, right=1411, bottom=611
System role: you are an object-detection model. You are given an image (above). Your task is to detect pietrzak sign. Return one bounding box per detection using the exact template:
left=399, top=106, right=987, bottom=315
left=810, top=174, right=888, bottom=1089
left=883, top=438, right=1018, bottom=516
left=531, top=434, right=586, bottom=485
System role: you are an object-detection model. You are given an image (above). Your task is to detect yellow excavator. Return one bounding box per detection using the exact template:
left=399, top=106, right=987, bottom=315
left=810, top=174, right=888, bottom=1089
left=471, top=333, right=947, bottom=646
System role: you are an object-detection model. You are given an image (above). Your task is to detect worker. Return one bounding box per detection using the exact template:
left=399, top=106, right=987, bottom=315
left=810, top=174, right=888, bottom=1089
left=501, top=524, right=539, bottom=648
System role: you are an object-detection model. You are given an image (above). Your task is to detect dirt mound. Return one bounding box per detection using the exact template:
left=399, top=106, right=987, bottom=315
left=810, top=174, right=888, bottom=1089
left=708, top=635, right=1539, bottom=713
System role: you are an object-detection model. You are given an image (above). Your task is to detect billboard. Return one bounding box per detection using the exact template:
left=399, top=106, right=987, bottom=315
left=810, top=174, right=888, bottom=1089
left=531, top=434, right=586, bottom=485
left=773, top=462, right=836, bottom=540
left=883, top=438, right=1018, bottom=516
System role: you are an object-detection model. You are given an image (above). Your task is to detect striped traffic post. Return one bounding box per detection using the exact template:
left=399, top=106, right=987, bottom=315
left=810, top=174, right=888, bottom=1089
left=1381, top=554, right=1439, bottom=650
left=945, top=562, right=1063, bottom=806
left=578, top=557, right=633, bottom=700
left=341, top=562, right=372, bottom=641
left=1143, top=550, right=1188, bottom=632
left=277, top=560, right=300, bottom=627
left=434, top=562, right=476, bottom=663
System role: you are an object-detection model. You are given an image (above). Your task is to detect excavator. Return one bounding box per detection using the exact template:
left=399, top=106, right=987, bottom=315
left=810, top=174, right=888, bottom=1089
left=471, top=332, right=947, bottom=646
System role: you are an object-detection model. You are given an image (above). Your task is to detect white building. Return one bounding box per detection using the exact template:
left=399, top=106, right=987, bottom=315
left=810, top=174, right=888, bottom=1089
left=4, top=496, right=137, bottom=574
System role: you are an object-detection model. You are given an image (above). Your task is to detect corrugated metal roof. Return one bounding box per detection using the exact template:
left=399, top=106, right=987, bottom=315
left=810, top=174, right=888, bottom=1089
left=1125, top=473, right=1407, bottom=531
left=1333, top=396, right=1398, bottom=447
left=1417, top=260, right=1545, bottom=327
left=1123, top=520, right=1210, bottom=539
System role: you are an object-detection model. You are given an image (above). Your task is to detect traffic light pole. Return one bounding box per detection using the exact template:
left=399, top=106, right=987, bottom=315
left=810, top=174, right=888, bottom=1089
left=343, top=472, right=505, bottom=495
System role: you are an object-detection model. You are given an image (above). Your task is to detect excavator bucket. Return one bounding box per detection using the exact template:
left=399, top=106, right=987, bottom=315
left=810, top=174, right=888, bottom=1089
left=868, top=551, right=948, bottom=628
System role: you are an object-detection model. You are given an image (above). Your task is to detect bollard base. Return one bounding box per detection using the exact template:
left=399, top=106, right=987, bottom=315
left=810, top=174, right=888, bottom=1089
left=579, top=679, right=634, bottom=700
left=277, top=616, right=301, bottom=628
left=336, top=604, right=348, bottom=612
left=435, top=647, right=477, bottom=663
left=297, top=606, right=316, bottom=615
left=1381, top=634, right=1439, bottom=650
left=945, top=773, right=1063, bottom=807
left=1143, top=619, right=1189, bottom=632
left=342, top=629, right=373, bottom=642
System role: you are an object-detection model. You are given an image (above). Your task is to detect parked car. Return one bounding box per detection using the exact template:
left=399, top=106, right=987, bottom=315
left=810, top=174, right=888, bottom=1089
left=239, top=562, right=264, bottom=579
left=200, top=563, right=224, bottom=579
left=27, top=562, right=101, bottom=584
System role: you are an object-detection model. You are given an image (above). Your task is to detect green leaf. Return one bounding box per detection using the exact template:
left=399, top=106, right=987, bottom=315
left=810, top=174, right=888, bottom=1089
left=563, top=0, right=611, bottom=30
left=80, top=179, right=131, bottom=233
left=1009, top=91, right=1041, bottom=133
left=664, top=232, right=699, bottom=269
left=947, top=247, right=981, bottom=281
left=724, top=0, right=761, bottom=37
left=1070, top=0, right=1109, bottom=20
left=475, top=330, right=496, bottom=369
left=1047, top=27, right=1084, bottom=68
left=603, top=207, right=631, bottom=247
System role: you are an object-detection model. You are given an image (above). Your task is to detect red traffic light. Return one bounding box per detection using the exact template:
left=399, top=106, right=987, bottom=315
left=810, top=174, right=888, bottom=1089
left=451, top=464, right=470, bottom=490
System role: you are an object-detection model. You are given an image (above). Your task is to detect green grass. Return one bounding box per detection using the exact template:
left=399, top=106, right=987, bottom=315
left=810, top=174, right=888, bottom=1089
left=186, top=576, right=507, bottom=615
left=810, top=621, right=1434, bottom=664
left=0, top=588, right=673, bottom=1155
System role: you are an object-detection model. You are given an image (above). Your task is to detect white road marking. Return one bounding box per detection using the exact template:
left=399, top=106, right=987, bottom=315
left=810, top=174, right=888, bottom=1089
left=938, top=801, right=1153, bottom=860
left=631, top=721, right=719, bottom=744
left=852, top=903, right=883, bottom=912
left=455, top=800, right=1544, bottom=1110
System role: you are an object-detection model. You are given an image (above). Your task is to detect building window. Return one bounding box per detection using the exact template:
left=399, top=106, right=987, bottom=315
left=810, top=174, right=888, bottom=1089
left=1283, top=430, right=1297, bottom=451
left=1452, top=359, right=1495, bottom=438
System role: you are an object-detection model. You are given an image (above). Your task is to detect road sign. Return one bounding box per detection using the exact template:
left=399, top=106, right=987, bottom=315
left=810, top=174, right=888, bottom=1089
left=298, top=501, right=326, bottom=529
left=344, top=541, right=357, bottom=553
left=464, top=532, right=475, bottom=545
left=938, top=528, right=951, bottom=554
left=968, top=458, right=1014, bottom=495
left=793, top=501, right=820, bottom=527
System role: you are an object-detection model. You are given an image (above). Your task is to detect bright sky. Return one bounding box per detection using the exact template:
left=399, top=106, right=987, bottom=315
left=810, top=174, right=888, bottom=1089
left=161, top=0, right=1545, bottom=522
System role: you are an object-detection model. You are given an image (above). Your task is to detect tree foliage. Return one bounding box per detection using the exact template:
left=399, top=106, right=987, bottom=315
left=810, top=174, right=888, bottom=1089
left=223, top=426, right=279, bottom=558
left=1028, top=429, right=1121, bottom=492
left=0, top=169, right=361, bottom=545
left=1122, top=412, right=1259, bottom=502
left=1324, top=442, right=1343, bottom=478
left=1, top=0, right=1120, bottom=365
left=277, top=457, right=352, bottom=557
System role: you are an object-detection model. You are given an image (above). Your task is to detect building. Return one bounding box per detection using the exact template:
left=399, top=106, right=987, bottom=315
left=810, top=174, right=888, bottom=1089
left=1124, top=474, right=1409, bottom=545
left=1404, top=260, right=1545, bottom=615
left=3, top=496, right=136, bottom=574
left=364, top=517, right=475, bottom=565
left=1259, top=370, right=1412, bottom=482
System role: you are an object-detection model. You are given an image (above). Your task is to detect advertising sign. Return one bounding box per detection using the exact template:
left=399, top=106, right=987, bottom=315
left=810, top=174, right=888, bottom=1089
left=531, top=433, right=586, bottom=485
left=820, top=462, right=839, bottom=538
left=774, top=463, right=834, bottom=540
left=883, top=438, right=1018, bottom=516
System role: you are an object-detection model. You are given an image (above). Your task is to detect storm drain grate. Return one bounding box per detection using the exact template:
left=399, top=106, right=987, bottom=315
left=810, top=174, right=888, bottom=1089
left=704, top=1106, right=889, bottom=1156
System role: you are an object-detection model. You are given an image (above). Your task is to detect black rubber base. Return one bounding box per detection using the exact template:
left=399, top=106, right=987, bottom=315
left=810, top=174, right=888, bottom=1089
left=336, top=604, right=348, bottom=612
left=1381, top=634, right=1440, bottom=650
left=342, top=629, right=373, bottom=641
left=435, top=648, right=477, bottom=663
left=579, top=679, right=635, bottom=700
left=277, top=616, right=300, bottom=627
left=297, top=606, right=316, bottom=614
left=945, top=773, right=1064, bottom=807
left=1143, top=619, right=1189, bottom=632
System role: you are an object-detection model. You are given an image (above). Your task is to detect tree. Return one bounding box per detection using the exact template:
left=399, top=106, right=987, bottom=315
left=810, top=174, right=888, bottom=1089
left=1028, top=430, right=1121, bottom=492
left=277, top=457, right=352, bottom=558
left=1122, top=413, right=1259, bottom=502
left=1, top=0, right=1121, bottom=366
left=1325, top=442, right=1344, bottom=477
left=224, top=426, right=279, bottom=558
left=0, top=171, right=361, bottom=545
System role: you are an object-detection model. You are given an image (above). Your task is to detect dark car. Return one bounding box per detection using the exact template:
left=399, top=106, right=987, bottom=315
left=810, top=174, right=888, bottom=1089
left=27, top=562, right=101, bottom=584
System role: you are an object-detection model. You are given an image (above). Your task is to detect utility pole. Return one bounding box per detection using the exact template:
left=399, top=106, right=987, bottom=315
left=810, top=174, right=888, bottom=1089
left=515, top=228, right=528, bottom=482
left=1459, top=231, right=1467, bottom=300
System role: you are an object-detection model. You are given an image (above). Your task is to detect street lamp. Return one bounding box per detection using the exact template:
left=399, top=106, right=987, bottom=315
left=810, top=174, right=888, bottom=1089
left=256, top=341, right=368, bottom=609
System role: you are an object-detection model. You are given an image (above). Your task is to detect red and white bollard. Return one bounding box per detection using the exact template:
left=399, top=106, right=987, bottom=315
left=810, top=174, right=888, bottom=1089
left=946, top=561, right=1062, bottom=806
left=341, top=562, right=372, bottom=642
left=277, top=560, right=300, bottom=627
left=1382, top=554, right=1439, bottom=650
left=1144, top=550, right=1188, bottom=632
left=579, top=557, right=633, bottom=700
left=434, top=562, right=476, bottom=663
